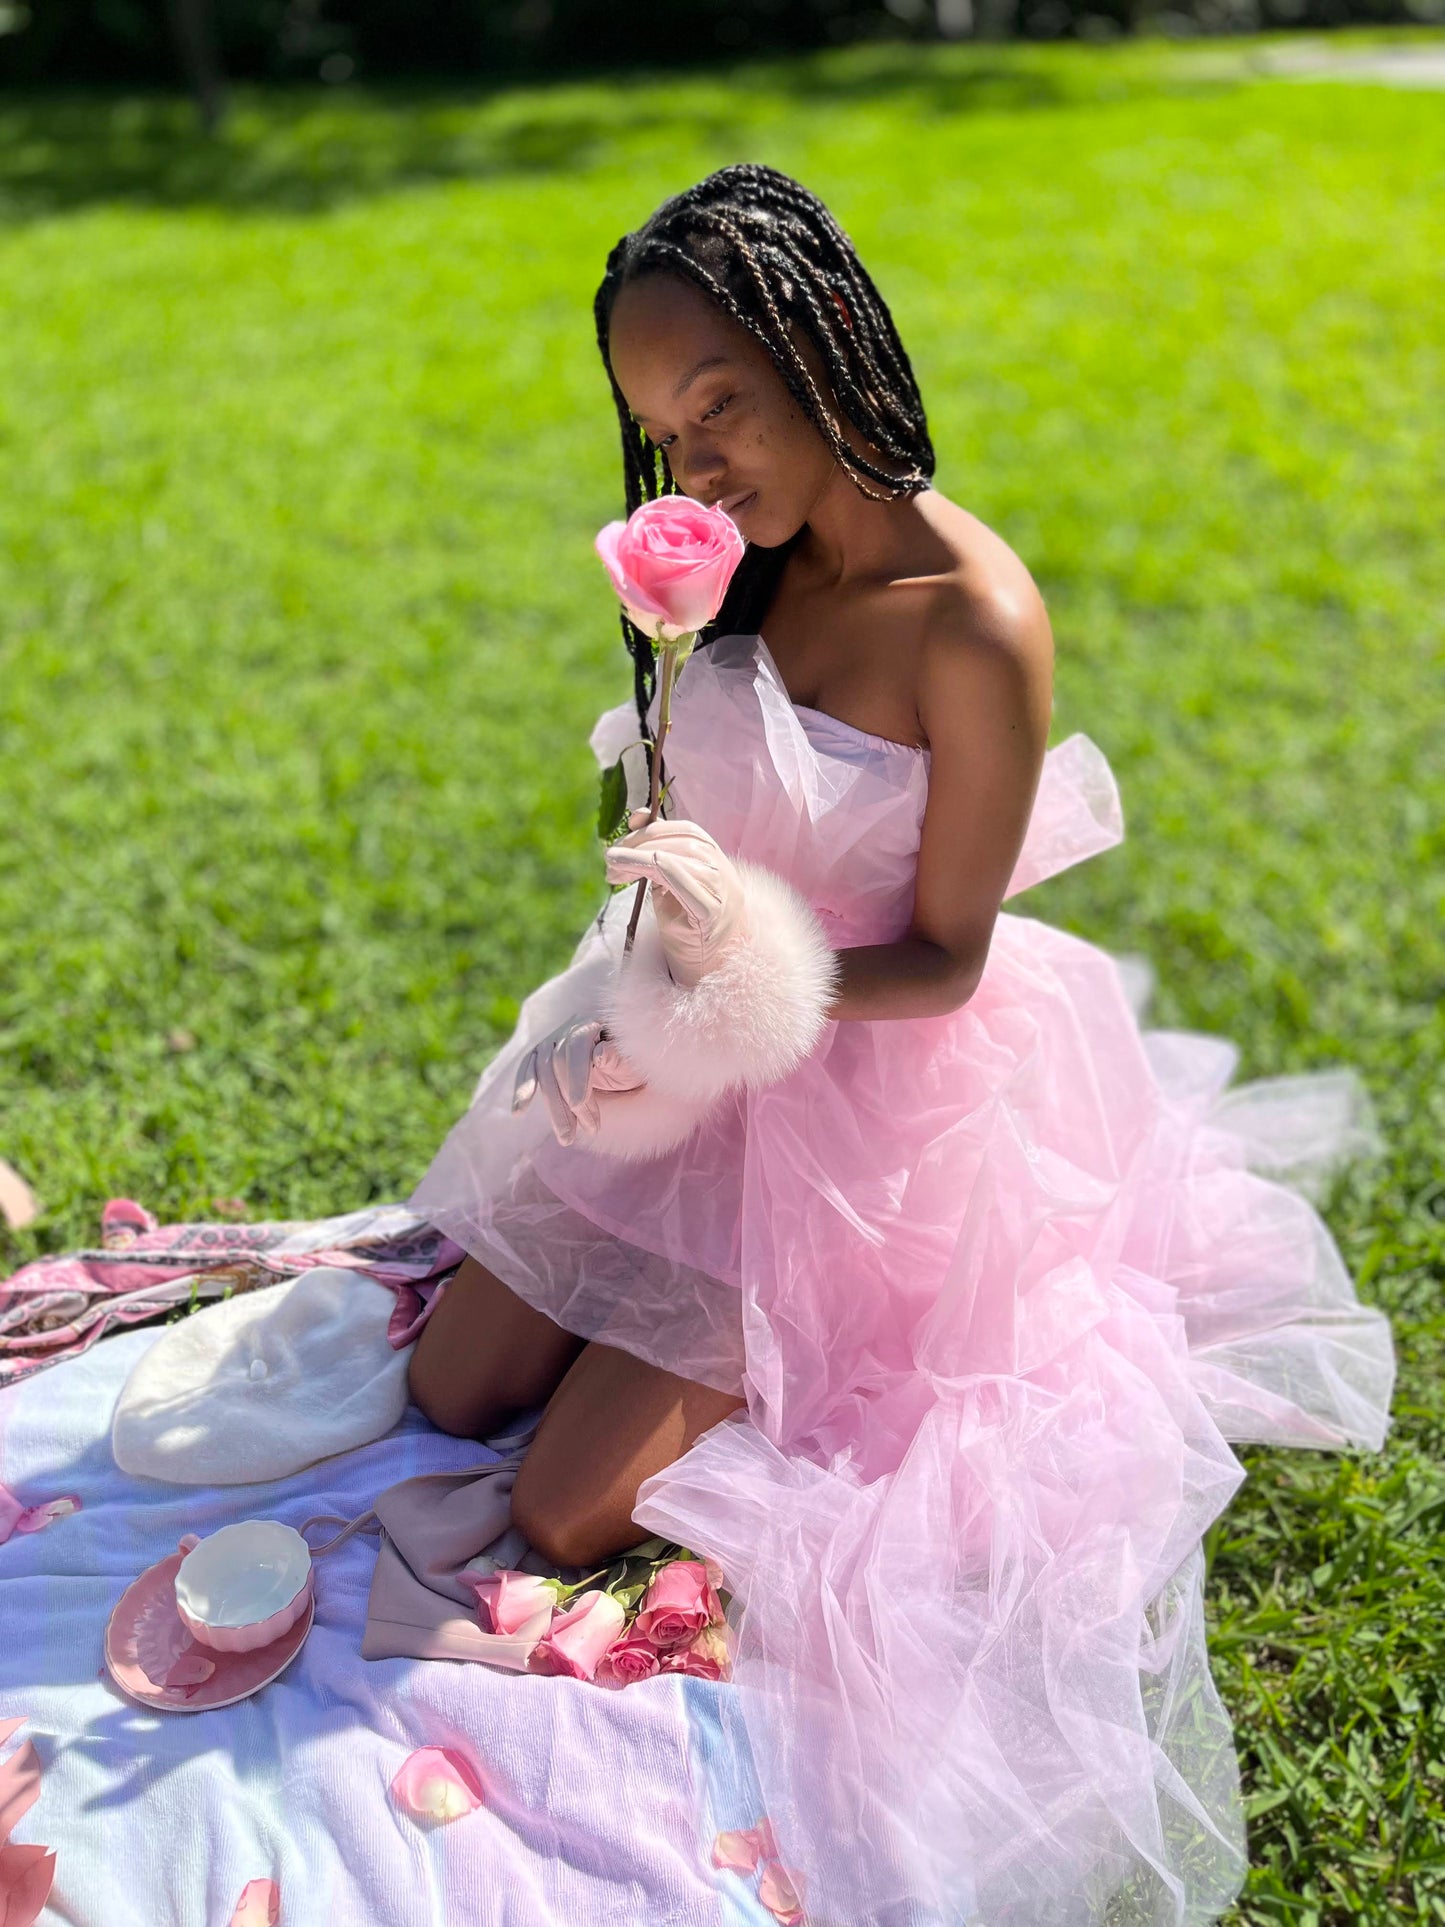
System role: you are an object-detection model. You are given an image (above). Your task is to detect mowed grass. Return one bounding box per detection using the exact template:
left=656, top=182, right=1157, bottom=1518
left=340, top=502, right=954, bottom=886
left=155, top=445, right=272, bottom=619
left=1, top=33, right=1442, bottom=1922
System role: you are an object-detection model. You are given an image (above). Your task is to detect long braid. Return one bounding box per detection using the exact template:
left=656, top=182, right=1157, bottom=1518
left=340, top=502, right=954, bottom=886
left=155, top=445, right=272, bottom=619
left=594, top=163, right=936, bottom=753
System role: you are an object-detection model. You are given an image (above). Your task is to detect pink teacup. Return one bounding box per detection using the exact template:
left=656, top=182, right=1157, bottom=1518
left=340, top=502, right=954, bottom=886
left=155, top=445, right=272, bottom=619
left=174, top=1520, right=314, bottom=1653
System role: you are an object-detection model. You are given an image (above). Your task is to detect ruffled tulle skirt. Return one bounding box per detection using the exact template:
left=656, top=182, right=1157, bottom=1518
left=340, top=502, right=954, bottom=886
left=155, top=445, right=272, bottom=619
left=409, top=883, right=1393, bottom=1924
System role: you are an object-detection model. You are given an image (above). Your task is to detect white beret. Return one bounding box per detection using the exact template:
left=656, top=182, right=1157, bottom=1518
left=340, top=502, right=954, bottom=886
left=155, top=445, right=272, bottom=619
left=111, top=1265, right=411, bottom=1486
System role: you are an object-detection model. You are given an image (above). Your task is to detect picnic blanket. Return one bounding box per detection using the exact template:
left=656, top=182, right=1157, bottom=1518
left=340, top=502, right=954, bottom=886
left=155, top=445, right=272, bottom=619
left=0, top=1198, right=460, bottom=1393
left=0, top=1302, right=782, bottom=1926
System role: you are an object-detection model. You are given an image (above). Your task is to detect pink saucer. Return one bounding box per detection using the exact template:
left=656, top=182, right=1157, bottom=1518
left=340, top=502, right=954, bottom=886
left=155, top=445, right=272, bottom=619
left=105, top=1546, right=315, bottom=1713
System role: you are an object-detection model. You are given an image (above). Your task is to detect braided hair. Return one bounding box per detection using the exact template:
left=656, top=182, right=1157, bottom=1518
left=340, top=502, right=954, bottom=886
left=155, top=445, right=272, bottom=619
left=593, top=163, right=937, bottom=748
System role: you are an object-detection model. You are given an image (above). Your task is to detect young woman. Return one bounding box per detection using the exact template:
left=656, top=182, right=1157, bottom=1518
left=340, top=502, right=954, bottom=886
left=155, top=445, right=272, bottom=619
left=405, top=165, right=1392, bottom=1926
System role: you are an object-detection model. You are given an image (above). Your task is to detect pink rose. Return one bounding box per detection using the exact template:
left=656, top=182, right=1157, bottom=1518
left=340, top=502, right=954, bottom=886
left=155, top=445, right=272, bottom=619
left=526, top=1589, right=627, bottom=1682
left=660, top=1619, right=733, bottom=1682
left=464, top=1569, right=557, bottom=1636
left=635, top=1559, right=725, bottom=1652
left=595, top=498, right=745, bottom=642
left=595, top=1628, right=663, bottom=1688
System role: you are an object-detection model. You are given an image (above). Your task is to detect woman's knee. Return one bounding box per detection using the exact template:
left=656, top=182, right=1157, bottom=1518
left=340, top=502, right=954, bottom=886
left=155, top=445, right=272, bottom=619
left=406, top=1333, right=510, bottom=1440
left=405, top=1256, right=583, bottom=1442
left=509, top=1451, right=650, bottom=1570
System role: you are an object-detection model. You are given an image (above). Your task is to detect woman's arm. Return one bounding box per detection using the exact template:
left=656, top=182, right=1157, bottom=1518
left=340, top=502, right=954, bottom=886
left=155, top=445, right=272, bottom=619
left=825, top=580, right=1055, bottom=1023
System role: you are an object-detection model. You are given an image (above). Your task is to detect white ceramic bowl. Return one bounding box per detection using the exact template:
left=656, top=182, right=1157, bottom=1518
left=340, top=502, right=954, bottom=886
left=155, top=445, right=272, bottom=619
left=174, top=1520, right=314, bottom=1653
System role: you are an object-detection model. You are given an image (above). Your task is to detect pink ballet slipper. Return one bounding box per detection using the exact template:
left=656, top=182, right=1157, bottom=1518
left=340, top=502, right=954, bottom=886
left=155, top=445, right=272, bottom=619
left=603, top=819, right=840, bottom=1104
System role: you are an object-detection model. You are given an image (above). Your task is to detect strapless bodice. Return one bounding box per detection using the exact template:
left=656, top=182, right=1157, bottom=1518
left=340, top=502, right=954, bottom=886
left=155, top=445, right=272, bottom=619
left=589, top=628, right=1125, bottom=949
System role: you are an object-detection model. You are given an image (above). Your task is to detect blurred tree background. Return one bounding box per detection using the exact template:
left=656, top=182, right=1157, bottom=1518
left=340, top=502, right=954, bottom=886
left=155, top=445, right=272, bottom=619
left=2, top=0, right=1442, bottom=108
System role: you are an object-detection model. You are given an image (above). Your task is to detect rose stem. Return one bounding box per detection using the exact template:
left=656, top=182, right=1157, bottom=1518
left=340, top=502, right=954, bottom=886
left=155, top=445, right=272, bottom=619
left=622, top=633, right=688, bottom=958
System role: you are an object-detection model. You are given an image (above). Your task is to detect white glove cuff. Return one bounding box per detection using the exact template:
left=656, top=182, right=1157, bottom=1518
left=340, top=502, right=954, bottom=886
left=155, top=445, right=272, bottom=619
left=601, top=859, right=841, bottom=1106
left=581, top=1083, right=721, bottom=1163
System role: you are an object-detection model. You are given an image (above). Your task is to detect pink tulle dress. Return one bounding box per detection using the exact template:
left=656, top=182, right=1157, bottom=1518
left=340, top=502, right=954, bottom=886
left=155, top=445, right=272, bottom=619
left=408, top=629, right=1395, bottom=1926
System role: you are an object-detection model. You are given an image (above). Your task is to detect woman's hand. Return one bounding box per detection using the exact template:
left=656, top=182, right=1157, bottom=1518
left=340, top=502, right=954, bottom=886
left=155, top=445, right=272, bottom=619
left=511, top=1013, right=645, bottom=1148
left=603, top=816, right=749, bottom=989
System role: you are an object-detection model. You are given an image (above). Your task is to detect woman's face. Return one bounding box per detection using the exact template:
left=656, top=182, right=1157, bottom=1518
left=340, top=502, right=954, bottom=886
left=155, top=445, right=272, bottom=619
left=605, top=272, right=843, bottom=549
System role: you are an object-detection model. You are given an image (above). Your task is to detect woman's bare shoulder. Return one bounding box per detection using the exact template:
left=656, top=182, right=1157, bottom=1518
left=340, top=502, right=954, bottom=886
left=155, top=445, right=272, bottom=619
left=912, top=490, right=1054, bottom=675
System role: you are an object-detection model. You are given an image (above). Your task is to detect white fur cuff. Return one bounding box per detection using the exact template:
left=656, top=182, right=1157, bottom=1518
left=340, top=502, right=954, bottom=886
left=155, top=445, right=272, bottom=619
left=602, top=860, right=841, bottom=1106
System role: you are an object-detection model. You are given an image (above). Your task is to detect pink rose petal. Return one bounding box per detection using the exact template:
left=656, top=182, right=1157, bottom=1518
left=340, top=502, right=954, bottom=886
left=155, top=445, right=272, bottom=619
left=0, top=1485, right=24, bottom=1547
left=0, top=1717, right=55, bottom=1927
left=0, top=1842, right=58, bottom=1927
left=162, top=1651, right=217, bottom=1689
left=227, top=1877, right=281, bottom=1927
left=15, top=1496, right=81, bottom=1534
left=0, top=1733, right=44, bottom=1840
left=389, top=1746, right=485, bottom=1825
left=711, top=1827, right=763, bottom=1874
left=758, top=1856, right=806, bottom=1924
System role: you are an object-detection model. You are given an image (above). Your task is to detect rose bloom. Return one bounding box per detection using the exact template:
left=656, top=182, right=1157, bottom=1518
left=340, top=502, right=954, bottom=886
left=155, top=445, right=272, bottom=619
left=465, top=1569, right=556, bottom=1636
left=660, top=1619, right=733, bottom=1682
left=526, top=1589, right=627, bottom=1683
left=595, top=1628, right=663, bottom=1689
left=595, top=497, right=745, bottom=641
left=635, top=1559, right=725, bottom=1651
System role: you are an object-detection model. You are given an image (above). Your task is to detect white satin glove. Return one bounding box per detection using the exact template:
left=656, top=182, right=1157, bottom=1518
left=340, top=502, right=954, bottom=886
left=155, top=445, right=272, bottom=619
left=602, top=815, right=750, bottom=990
left=510, top=1012, right=645, bottom=1148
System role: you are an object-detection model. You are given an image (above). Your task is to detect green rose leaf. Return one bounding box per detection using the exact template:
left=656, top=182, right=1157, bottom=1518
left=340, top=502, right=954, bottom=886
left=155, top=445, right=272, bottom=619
left=596, top=755, right=629, bottom=843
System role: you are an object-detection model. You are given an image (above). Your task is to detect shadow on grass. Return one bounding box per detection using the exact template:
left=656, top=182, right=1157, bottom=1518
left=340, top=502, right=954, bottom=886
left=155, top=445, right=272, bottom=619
left=0, top=51, right=1109, bottom=220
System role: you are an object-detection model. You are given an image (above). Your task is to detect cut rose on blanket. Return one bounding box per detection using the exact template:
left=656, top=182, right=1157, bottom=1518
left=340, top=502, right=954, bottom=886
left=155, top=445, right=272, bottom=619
left=389, top=1746, right=485, bottom=1825
left=594, top=1628, right=661, bottom=1688
left=659, top=1618, right=733, bottom=1681
left=464, top=1569, right=562, bottom=1636
left=634, top=1559, right=724, bottom=1651
left=527, top=1589, right=627, bottom=1681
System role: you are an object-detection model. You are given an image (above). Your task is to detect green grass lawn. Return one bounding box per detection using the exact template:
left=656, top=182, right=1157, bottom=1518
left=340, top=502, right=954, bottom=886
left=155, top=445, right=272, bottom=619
left=1, top=30, right=1442, bottom=1922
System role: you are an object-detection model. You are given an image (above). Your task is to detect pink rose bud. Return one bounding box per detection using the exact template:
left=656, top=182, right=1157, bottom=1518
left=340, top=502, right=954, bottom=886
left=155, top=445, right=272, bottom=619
left=595, top=498, right=746, bottom=642
left=595, top=1628, right=663, bottom=1688
left=464, top=1569, right=557, bottom=1636
left=527, top=1589, right=628, bottom=1682
left=635, top=1559, right=725, bottom=1652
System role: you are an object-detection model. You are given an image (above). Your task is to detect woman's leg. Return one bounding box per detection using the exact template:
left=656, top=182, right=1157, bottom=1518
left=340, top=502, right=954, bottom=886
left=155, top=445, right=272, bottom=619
left=510, top=1341, right=747, bottom=1569
left=406, top=1253, right=587, bottom=1441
